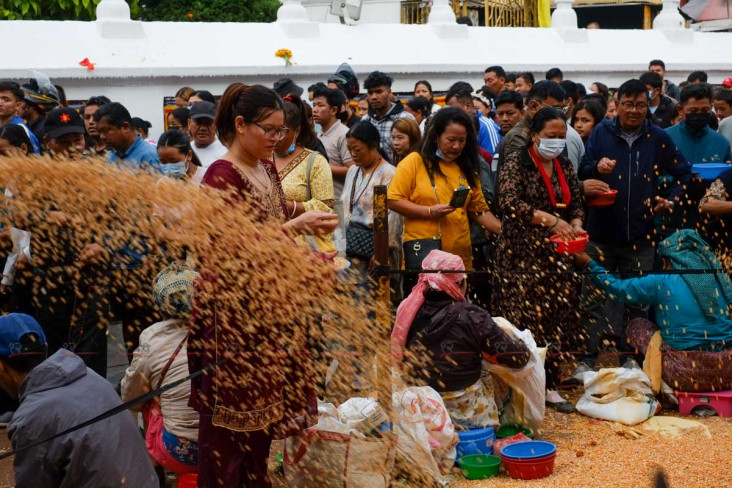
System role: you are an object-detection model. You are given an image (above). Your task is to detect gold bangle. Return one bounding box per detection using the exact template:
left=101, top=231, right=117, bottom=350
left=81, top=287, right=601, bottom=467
left=428, top=206, right=432, bottom=219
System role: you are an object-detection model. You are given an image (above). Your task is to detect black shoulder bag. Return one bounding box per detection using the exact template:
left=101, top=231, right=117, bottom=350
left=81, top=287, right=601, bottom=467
left=402, top=164, right=442, bottom=270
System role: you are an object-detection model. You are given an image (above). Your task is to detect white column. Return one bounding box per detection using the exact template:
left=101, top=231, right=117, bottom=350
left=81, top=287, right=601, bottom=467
left=95, top=0, right=144, bottom=38
left=277, top=0, right=320, bottom=37
left=653, top=0, right=685, bottom=29
left=551, top=0, right=577, bottom=29
left=277, top=0, right=311, bottom=22
left=428, top=0, right=457, bottom=24
left=96, top=0, right=131, bottom=20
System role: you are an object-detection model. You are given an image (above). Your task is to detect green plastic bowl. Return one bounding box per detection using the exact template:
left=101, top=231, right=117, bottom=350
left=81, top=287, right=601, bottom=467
left=495, top=424, right=533, bottom=439
left=458, top=454, right=502, bottom=479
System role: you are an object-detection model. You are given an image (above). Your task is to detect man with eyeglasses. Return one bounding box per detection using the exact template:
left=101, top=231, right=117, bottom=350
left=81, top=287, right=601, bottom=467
left=497, top=80, right=584, bottom=174
left=576, top=78, right=691, bottom=378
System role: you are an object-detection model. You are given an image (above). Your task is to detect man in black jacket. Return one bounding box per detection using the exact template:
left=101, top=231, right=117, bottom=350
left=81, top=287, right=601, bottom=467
left=576, top=79, right=691, bottom=376
left=640, top=71, right=677, bottom=129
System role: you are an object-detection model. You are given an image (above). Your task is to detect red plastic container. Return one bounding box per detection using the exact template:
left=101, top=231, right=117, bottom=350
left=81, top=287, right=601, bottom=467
left=586, top=189, right=618, bottom=207
left=177, top=473, right=198, bottom=488
left=550, top=232, right=588, bottom=254
left=502, top=454, right=556, bottom=479
left=502, top=453, right=555, bottom=463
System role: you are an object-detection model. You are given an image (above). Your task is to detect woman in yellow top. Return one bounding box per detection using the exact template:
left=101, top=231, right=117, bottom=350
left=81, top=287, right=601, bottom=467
left=273, top=95, right=336, bottom=252
left=388, top=107, right=501, bottom=287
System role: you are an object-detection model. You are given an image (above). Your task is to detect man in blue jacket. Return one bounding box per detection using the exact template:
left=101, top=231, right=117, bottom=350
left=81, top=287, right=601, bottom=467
left=666, top=83, right=732, bottom=164
left=576, top=79, right=691, bottom=375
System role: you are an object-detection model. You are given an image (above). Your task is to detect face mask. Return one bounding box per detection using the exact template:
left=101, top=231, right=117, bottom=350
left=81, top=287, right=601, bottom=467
left=647, top=90, right=656, bottom=102
left=684, top=112, right=709, bottom=132
left=436, top=148, right=458, bottom=162
left=286, top=142, right=296, bottom=154
left=162, top=161, right=187, bottom=179
left=537, top=138, right=566, bottom=159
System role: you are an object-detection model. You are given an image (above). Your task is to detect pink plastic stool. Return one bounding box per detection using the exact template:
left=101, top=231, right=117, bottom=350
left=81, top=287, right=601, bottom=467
left=177, top=472, right=198, bottom=488
left=676, top=390, right=732, bottom=417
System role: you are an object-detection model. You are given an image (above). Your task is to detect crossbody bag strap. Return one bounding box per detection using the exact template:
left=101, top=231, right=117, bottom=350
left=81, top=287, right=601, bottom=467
left=424, top=160, right=442, bottom=239
left=155, top=331, right=190, bottom=392
left=304, top=150, right=317, bottom=202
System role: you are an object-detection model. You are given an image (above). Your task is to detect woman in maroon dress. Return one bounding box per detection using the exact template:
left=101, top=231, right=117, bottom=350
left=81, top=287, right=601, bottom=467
left=190, top=83, right=338, bottom=487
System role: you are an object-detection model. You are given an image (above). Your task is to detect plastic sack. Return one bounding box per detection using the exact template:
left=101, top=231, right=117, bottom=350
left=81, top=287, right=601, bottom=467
left=481, top=317, right=546, bottom=432
left=392, top=386, right=459, bottom=486
left=284, top=400, right=395, bottom=488
left=575, top=367, right=661, bottom=426
left=337, top=397, right=389, bottom=435
left=493, top=432, right=532, bottom=456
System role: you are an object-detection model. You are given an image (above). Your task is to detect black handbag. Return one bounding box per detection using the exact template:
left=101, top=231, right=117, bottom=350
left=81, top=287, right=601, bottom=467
left=402, top=166, right=442, bottom=270
left=346, top=221, right=374, bottom=258
left=345, top=167, right=376, bottom=259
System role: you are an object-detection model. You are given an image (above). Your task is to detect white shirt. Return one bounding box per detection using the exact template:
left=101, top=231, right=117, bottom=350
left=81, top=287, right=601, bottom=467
left=191, top=139, right=227, bottom=184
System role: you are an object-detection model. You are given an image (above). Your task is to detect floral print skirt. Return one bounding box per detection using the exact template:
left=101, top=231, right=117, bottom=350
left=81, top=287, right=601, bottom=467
left=440, top=375, right=500, bottom=431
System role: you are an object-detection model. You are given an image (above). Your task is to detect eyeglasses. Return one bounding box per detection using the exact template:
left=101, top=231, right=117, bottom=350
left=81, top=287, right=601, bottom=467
left=538, top=101, right=570, bottom=113
left=619, top=101, right=649, bottom=111
left=254, top=123, right=289, bottom=141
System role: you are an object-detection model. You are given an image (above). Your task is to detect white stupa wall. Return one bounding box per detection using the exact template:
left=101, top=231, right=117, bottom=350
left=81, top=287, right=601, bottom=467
left=2, top=15, right=731, bottom=139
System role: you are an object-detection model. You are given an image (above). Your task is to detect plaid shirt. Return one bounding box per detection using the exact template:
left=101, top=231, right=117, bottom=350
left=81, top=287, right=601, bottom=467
left=362, top=103, right=416, bottom=163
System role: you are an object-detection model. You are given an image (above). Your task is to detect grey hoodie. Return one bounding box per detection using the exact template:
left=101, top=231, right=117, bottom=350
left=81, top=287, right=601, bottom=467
left=8, top=349, right=158, bottom=488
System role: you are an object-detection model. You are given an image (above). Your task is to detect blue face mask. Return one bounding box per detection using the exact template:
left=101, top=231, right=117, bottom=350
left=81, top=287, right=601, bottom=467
left=436, top=148, right=458, bottom=162
left=287, top=142, right=296, bottom=155
left=162, top=161, right=187, bottom=179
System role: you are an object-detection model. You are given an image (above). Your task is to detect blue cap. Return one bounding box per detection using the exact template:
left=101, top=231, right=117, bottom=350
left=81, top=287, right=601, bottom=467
left=0, top=314, right=47, bottom=356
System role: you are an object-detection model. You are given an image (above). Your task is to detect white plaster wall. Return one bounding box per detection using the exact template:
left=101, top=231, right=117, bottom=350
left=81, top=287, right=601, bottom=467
left=1, top=19, right=731, bottom=139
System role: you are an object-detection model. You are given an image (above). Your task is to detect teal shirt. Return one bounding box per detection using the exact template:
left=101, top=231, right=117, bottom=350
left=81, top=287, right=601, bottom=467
left=665, top=122, right=732, bottom=164
left=588, top=260, right=732, bottom=351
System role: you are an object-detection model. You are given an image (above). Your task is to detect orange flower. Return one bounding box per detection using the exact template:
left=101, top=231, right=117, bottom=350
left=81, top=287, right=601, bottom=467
left=188, top=13, right=194, bottom=18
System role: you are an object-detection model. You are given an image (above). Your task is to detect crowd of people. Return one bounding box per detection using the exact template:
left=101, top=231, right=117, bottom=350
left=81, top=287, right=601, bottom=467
left=0, top=59, right=730, bottom=487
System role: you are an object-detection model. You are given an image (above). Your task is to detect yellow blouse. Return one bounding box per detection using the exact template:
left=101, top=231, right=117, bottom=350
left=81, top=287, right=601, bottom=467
left=387, top=152, right=489, bottom=269
left=279, top=148, right=336, bottom=252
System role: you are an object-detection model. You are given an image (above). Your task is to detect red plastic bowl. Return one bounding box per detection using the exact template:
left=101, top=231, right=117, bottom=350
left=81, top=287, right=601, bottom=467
left=550, top=232, right=588, bottom=254
left=501, top=453, right=555, bottom=463
left=586, top=189, right=618, bottom=207
left=502, top=454, right=556, bottom=480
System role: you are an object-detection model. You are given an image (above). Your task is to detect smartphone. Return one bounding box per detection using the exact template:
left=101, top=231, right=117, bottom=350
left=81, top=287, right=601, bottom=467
left=449, top=186, right=471, bottom=208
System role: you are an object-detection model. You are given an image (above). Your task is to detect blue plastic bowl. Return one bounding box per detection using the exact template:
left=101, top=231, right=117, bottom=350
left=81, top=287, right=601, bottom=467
left=500, top=441, right=556, bottom=460
left=692, top=163, right=731, bottom=180
left=455, top=426, right=496, bottom=458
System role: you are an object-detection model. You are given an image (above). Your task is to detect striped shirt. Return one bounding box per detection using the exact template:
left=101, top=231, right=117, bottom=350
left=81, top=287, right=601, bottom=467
left=477, top=114, right=502, bottom=156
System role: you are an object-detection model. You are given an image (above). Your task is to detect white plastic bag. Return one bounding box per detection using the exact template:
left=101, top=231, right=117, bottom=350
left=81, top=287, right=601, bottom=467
left=337, top=397, right=389, bottom=435
left=392, top=386, right=459, bottom=486
left=480, top=317, right=546, bottom=432
left=575, top=367, right=661, bottom=426
left=284, top=399, right=395, bottom=488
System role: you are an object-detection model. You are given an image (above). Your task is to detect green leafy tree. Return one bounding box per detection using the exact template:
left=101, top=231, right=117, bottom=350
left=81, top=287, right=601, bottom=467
left=137, top=0, right=280, bottom=22
left=0, top=0, right=139, bottom=20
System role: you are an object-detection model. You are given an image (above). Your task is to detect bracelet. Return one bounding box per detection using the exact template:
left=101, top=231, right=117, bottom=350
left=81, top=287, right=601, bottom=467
left=289, top=201, right=297, bottom=219
left=549, top=215, right=560, bottom=229
left=427, top=206, right=433, bottom=219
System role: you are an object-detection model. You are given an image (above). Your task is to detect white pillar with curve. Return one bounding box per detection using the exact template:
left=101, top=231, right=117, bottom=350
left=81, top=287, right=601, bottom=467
left=551, top=0, right=577, bottom=29
left=653, top=0, right=685, bottom=29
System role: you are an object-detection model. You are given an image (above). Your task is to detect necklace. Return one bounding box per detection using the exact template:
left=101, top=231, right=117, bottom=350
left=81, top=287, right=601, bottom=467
left=236, top=160, right=272, bottom=195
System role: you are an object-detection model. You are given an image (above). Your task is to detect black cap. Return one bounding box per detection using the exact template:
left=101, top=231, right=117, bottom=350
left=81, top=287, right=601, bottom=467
left=44, top=107, right=85, bottom=139
left=189, top=100, right=216, bottom=120
left=273, top=78, right=304, bottom=98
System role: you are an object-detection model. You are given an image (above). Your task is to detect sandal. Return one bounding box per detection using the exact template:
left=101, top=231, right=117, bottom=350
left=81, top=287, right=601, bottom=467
left=546, top=399, right=576, bottom=414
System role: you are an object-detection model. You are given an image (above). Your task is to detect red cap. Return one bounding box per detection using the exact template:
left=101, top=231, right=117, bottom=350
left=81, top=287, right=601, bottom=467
left=723, top=77, right=732, bottom=87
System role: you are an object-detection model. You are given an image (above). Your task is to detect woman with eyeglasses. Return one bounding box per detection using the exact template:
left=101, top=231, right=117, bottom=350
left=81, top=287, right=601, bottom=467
left=194, top=83, right=338, bottom=487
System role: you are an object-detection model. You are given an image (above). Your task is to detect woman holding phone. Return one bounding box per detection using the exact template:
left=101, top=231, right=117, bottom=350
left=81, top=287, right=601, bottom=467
left=388, top=108, right=501, bottom=292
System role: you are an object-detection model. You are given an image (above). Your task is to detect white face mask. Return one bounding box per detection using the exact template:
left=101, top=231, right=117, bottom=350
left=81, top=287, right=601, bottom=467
left=537, top=138, right=566, bottom=159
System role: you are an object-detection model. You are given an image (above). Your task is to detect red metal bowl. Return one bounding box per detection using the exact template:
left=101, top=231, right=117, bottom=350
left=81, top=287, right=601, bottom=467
left=586, top=189, right=618, bottom=207
left=550, top=232, right=588, bottom=254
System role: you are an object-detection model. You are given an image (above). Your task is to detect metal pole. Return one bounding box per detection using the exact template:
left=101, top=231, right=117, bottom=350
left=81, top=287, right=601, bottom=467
left=372, top=185, right=392, bottom=416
